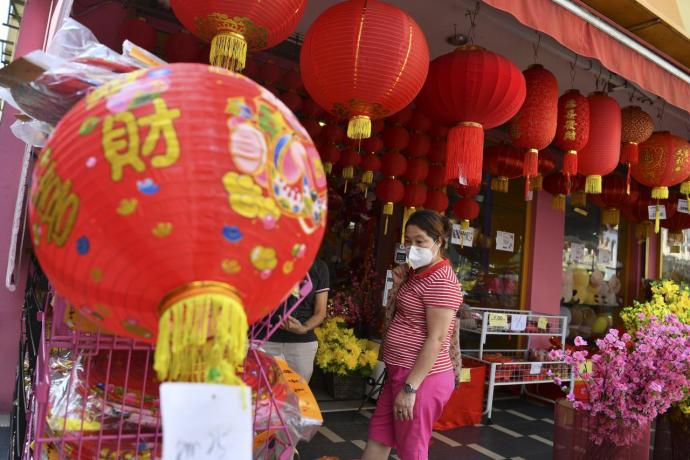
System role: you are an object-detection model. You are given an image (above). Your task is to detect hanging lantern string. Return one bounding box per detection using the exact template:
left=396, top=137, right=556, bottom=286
left=656, top=99, right=666, bottom=126
left=465, top=1, right=481, bottom=44
left=532, top=32, right=542, bottom=64
left=569, top=55, right=578, bottom=88
left=594, top=66, right=604, bottom=92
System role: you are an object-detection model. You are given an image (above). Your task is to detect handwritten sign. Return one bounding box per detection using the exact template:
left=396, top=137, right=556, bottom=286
left=496, top=231, right=515, bottom=252
left=161, top=383, right=251, bottom=460
left=488, top=313, right=509, bottom=329
left=537, top=317, right=549, bottom=330
left=530, top=362, right=542, bottom=375
left=461, top=228, right=474, bottom=247
left=679, top=199, right=689, bottom=214
left=460, top=368, right=472, bottom=383
left=510, top=314, right=527, bottom=332
left=451, top=225, right=475, bottom=247
left=648, top=205, right=667, bottom=220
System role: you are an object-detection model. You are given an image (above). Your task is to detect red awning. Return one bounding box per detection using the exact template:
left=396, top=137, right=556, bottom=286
left=483, top=0, right=690, bottom=114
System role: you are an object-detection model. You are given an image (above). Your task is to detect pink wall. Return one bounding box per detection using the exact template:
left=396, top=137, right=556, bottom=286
left=0, top=0, right=53, bottom=411
left=525, top=190, right=565, bottom=315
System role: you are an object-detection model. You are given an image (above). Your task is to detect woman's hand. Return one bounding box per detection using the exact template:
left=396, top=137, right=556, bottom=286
left=393, top=390, right=416, bottom=421
left=392, top=265, right=408, bottom=287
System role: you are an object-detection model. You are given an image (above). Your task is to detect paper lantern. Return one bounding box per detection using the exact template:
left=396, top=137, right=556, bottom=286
left=454, top=182, right=482, bottom=198
left=28, top=64, right=327, bottom=385
left=390, top=105, right=415, bottom=126
left=170, top=0, right=306, bottom=71
left=282, top=69, right=304, bottom=94
left=629, top=190, right=678, bottom=234
left=543, top=172, right=570, bottom=211
left=404, top=158, right=429, bottom=183
left=360, top=136, right=383, bottom=186
left=408, top=110, right=432, bottom=133
left=484, top=144, right=523, bottom=193
left=279, top=91, right=303, bottom=113
left=259, top=62, right=284, bottom=88
left=417, top=46, right=526, bottom=185
left=530, top=150, right=557, bottom=191
left=428, top=139, right=447, bottom=164
left=302, top=99, right=324, bottom=120
left=339, top=147, right=361, bottom=183
left=590, top=173, right=634, bottom=226
left=454, top=197, right=480, bottom=229
left=662, top=198, right=690, bottom=240
left=632, top=131, right=690, bottom=199
left=426, top=165, right=447, bottom=189
left=555, top=90, right=590, bottom=181
left=403, top=183, right=428, bottom=233
left=319, top=143, right=341, bottom=174
left=577, top=92, right=622, bottom=194
left=165, top=30, right=205, bottom=63
left=376, top=177, right=405, bottom=234
left=407, top=132, right=431, bottom=158
left=120, top=18, right=157, bottom=52
left=509, top=65, right=558, bottom=193
left=620, top=106, right=654, bottom=193
left=383, top=125, right=410, bottom=152
left=424, top=189, right=449, bottom=213
left=300, top=0, right=429, bottom=140
left=380, top=152, right=408, bottom=177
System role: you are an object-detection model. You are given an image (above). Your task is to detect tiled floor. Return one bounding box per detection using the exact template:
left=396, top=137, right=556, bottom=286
left=296, top=398, right=556, bottom=460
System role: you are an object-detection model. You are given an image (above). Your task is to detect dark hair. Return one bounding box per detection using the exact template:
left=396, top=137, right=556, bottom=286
left=405, top=210, right=452, bottom=254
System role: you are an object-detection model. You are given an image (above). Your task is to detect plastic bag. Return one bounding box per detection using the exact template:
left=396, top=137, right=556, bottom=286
left=10, top=118, right=52, bottom=147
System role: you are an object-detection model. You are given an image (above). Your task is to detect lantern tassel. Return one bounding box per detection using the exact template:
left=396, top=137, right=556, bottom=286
left=383, top=202, right=394, bottom=235
left=572, top=190, right=587, bottom=207
left=324, top=163, right=333, bottom=174
left=680, top=180, right=690, bottom=197
left=651, top=186, right=669, bottom=200
left=552, top=194, right=566, bottom=212
left=210, top=33, right=248, bottom=72
left=343, top=166, right=355, bottom=180
left=461, top=219, right=470, bottom=230
left=154, top=282, right=248, bottom=385
left=601, top=208, right=620, bottom=227
left=347, top=116, right=372, bottom=140
left=585, top=175, right=602, bottom=194
left=563, top=150, right=577, bottom=176
left=362, top=170, right=374, bottom=186
left=447, top=122, right=483, bottom=183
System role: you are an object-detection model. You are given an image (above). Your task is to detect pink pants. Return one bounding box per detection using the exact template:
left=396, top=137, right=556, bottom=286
left=368, top=364, right=455, bottom=460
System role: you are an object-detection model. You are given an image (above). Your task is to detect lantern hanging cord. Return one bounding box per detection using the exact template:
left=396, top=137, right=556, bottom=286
left=532, top=32, right=542, bottom=64
left=656, top=98, right=666, bottom=125
left=465, top=2, right=481, bottom=44
left=569, top=55, right=578, bottom=88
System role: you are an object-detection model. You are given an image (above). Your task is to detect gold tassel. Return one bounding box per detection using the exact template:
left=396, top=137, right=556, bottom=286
left=210, top=33, right=248, bottom=72
left=601, top=208, right=620, bottom=227
left=652, top=186, right=669, bottom=200
left=154, top=282, right=247, bottom=385
left=585, top=175, right=602, bottom=194
left=362, top=170, right=374, bottom=185
left=491, top=177, right=509, bottom=193
left=324, top=163, right=333, bottom=174
left=529, top=174, right=544, bottom=192
left=461, top=219, right=469, bottom=230
left=347, top=115, right=372, bottom=140
left=401, top=207, right=415, bottom=243
left=681, top=181, right=690, bottom=196
left=551, top=194, right=566, bottom=212
left=342, top=166, right=354, bottom=180
left=383, top=202, right=394, bottom=235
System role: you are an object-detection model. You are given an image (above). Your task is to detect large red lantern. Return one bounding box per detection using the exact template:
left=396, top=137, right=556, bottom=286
left=300, top=0, right=429, bottom=140
left=417, top=46, right=526, bottom=185
left=632, top=131, right=690, bottom=199
left=376, top=177, right=405, bottom=234
left=484, top=144, right=523, bottom=193
left=424, top=189, right=449, bottom=213
left=509, top=65, right=558, bottom=193
left=577, top=92, right=621, bottom=194
left=620, top=106, right=654, bottom=193
left=453, top=197, right=480, bottom=229
left=29, top=64, right=327, bottom=384
left=555, top=90, right=590, bottom=183
left=629, top=190, right=678, bottom=234
left=170, top=0, right=306, bottom=71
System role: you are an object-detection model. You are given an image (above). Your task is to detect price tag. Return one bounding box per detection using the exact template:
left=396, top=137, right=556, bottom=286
left=488, top=313, right=508, bottom=329
left=496, top=231, right=515, bottom=252
left=461, top=228, right=474, bottom=247
left=161, top=383, right=252, bottom=460
left=530, top=362, right=542, bottom=375
left=460, top=368, right=472, bottom=383
left=570, top=243, right=585, bottom=263
left=648, top=205, right=667, bottom=220
left=451, top=224, right=462, bottom=245
left=679, top=199, right=689, bottom=214
left=394, top=244, right=407, bottom=265
left=537, top=317, right=548, bottom=330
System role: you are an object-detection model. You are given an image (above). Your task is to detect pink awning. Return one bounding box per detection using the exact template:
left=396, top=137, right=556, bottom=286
left=483, top=0, right=690, bottom=114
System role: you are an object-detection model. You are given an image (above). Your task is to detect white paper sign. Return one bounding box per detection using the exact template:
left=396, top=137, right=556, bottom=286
left=451, top=224, right=462, bottom=245
left=496, top=231, right=515, bottom=252
left=382, top=269, right=394, bottom=306
left=161, top=383, right=252, bottom=460
left=530, top=362, right=543, bottom=375
left=597, top=249, right=612, bottom=265
left=510, top=314, right=527, bottom=332
left=678, top=199, right=689, bottom=214
left=648, top=205, right=667, bottom=220
left=570, top=243, right=585, bottom=263
left=461, top=228, right=474, bottom=247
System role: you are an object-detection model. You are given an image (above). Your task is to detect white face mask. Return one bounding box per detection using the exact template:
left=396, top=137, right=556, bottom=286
left=406, top=243, right=438, bottom=270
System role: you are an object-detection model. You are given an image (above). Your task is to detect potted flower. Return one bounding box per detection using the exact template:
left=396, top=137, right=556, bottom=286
left=314, top=317, right=378, bottom=400
left=550, top=314, right=690, bottom=459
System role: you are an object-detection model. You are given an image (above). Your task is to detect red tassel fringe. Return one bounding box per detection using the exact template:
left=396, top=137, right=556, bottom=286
left=447, top=123, right=484, bottom=186
left=563, top=151, right=577, bottom=176
left=620, top=143, right=639, bottom=166
left=523, top=149, right=539, bottom=178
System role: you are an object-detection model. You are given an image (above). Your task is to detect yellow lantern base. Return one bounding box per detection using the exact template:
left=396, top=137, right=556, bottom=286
left=347, top=115, right=372, bottom=140
left=551, top=194, right=566, bottom=212
left=651, top=186, right=669, bottom=200
left=585, top=175, right=602, bottom=194
left=210, top=32, right=248, bottom=72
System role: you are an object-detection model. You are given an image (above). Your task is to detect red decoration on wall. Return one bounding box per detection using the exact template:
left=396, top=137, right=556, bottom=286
left=483, top=144, right=523, bottom=193
left=383, top=125, right=411, bottom=152
left=577, top=92, right=622, bottom=194
left=554, top=90, right=589, bottom=183
left=170, top=0, right=306, bottom=71
left=620, top=106, right=654, bottom=193
left=453, top=197, right=480, bottom=229
left=417, top=46, right=526, bottom=185
left=300, top=0, right=429, bottom=140
left=380, top=152, right=408, bottom=178
left=428, top=139, right=447, bottom=164
left=408, top=110, right=432, bottom=133
left=404, top=158, right=430, bottom=183
left=339, top=147, right=361, bottom=183
left=376, top=177, right=405, bottom=234
left=319, top=143, right=341, bottom=174
left=120, top=18, right=157, bottom=52
left=426, top=165, right=448, bottom=190
left=509, top=65, right=558, bottom=195
left=28, top=64, right=327, bottom=385
left=403, top=182, right=428, bottom=210
left=631, top=132, right=690, bottom=200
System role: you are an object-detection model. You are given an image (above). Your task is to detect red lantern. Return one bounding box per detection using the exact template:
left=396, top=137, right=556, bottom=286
left=424, top=189, right=449, bottom=213
left=426, top=165, right=447, bottom=189
left=408, top=110, right=432, bottom=133
left=509, top=65, right=558, bottom=193
left=407, top=132, right=431, bottom=158
left=417, top=46, right=526, bottom=186
left=170, top=0, right=306, bottom=71
left=302, top=119, right=322, bottom=140
left=165, top=30, right=204, bottom=63
left=259, top=62, right=284, bottom=88
left=428, top=139, right=447, bottom=164
left=300, top=0, right=429, bottom=140
left=322, top=124, right=345, bottom=145
left=383, top=125, right=410, bottom=152
left=530, top=150, right=557, bottom=191
left=380, top=152, right=408, bottom=178
left=429, top=125, right=449, bottom=139
left=454, top=182, right=482, bottom=198
left=403, top=183, right=428, bottom=210
left=543, top=172, right=570, bottom=211
left=620, top=106, right=654, bottom=192
left=120, top=18, right=157, bottom=52
left=662, top=198, right=690, bottom=242
left=484, top=144, right=523, bottom=193
left=28, top=64, right=327, bottom=385
left=360, top=153, right=382, bottom=188
left=632, top=131, right=690, bottom=199
left=453, top=197, right=480, bottom=229
left=389, top=105, right=415, bottom=126
left=404, top=158, right=430, bottom=183
left=282, top=69, right=304, bottom=94
left=302, top=99, right=324, bottom=120
left=630, top=190, right=678, bottom=234
left=376, top=177, right=405, bottom=234
left=279, top=91, right=303, bottom=113
left=319, top=143, right=341, bottom=174
left=577, top=92, right=622, bottom=194
left=555, top=90, right=590, bottom=182
left=339, top=147, right=361, bottom=181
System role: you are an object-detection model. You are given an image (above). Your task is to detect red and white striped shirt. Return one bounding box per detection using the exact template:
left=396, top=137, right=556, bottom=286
left=383, top=259, right=463, bottom=375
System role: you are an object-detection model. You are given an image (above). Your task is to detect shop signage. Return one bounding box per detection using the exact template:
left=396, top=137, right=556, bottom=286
left=161, top=382, right=252, bottom=460
left=495, top=231, right=515, bottom=252
left=648, top=205, right=667, bottom=220
left=452, top=224, right=474, bottom=247
left=678, top=199, right=689, bottom=214
left=488, top=313, right=509, bottom=329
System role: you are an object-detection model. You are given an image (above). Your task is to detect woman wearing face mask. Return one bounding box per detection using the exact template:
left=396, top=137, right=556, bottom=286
left=362, top=210, right=463, bottom=460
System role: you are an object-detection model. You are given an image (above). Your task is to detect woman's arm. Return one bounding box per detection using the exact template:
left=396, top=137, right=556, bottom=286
left=405, top=307, right=455, bottom=389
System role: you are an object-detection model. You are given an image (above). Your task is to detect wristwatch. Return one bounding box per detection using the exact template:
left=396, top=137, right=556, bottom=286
left=403, top=383, right=417, bottom=394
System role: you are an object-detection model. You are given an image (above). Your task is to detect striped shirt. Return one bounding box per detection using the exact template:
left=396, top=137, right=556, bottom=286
left=383, top=259, right=463, bottom=375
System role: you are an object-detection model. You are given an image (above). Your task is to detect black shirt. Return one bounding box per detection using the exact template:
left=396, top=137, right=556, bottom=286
left=268, top=259, right=330, bottom=343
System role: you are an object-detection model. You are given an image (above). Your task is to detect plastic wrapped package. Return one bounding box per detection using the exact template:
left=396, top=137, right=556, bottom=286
left=10, top=118, right=53, bottom=147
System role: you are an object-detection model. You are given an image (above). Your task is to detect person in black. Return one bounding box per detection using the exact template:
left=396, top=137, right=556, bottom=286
left=262, top=258, right=329, bottom=382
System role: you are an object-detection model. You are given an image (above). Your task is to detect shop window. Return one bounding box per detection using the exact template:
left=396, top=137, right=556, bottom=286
left=660, top=228, right=690, bottom=283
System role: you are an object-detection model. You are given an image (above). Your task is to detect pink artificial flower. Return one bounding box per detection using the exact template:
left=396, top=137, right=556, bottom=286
left=574, top=336, right=588, bottom=347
